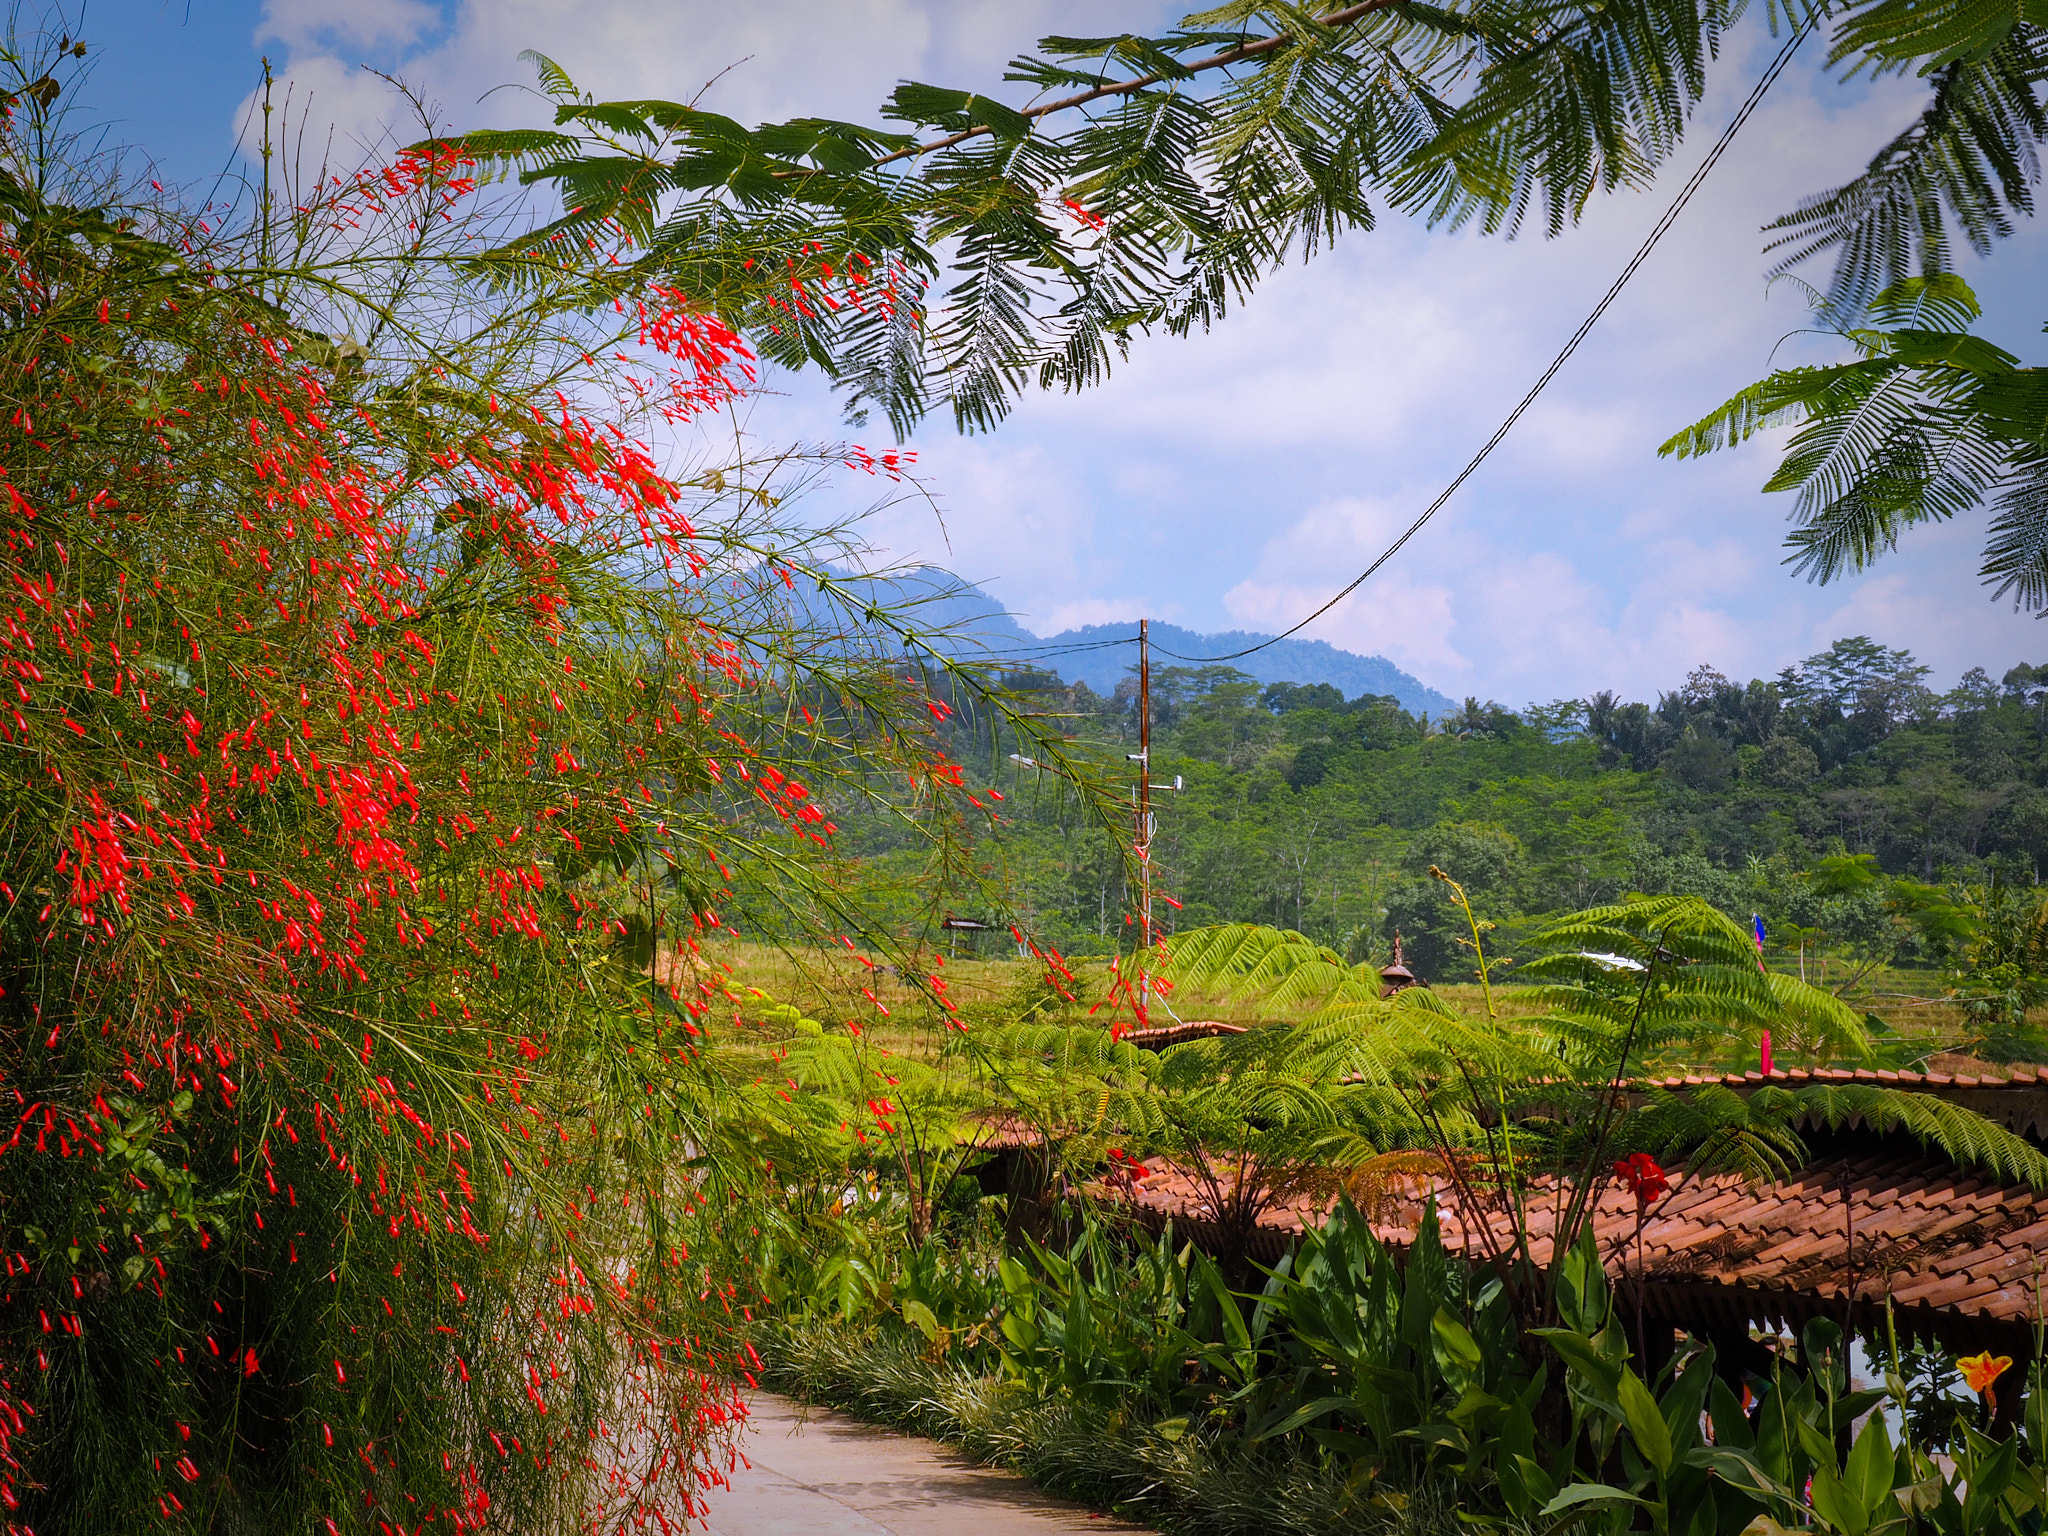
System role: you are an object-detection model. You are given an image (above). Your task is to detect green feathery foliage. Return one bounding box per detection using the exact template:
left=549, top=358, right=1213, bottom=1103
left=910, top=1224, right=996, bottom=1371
left=1152, top=922, right=1382, bottom=1011
left=1662, top=275, right=2048, bottom=610
left=1151, top=895, right=2042, bottom=1324
left=1137, top=1023, right=1430, bottom=1278
left=426, top=1, right=2048, bottom=439
left=1764, top=34, right=2048, bottom=309
left=1519, top=894, right=1873, bottom=1061
left=1770, top=1081, right=2048, bottom=1184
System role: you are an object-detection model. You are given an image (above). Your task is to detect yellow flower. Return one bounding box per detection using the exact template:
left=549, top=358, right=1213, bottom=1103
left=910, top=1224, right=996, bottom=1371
left=1958, top=1351, right=2014, bottom=1395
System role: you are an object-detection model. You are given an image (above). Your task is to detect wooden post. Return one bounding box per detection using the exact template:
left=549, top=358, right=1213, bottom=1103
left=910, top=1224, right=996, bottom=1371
left=1136, top=618, right=1152, bottom=1020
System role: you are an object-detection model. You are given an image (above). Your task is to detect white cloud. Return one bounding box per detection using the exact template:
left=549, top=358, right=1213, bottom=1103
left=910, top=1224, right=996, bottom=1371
left=244, top=0, right=1170, bottom=150
left=259, top=0, right=439, bottom=53
left=243, top=51, right=422, bottom=166
left=1221, top=494, right=1471, bottom=677
left=211, top=1, right=2048, bottom=703
left=1236, top=574, right=1467, bottom=681
left=1038, top=596, right=1155, bottom=631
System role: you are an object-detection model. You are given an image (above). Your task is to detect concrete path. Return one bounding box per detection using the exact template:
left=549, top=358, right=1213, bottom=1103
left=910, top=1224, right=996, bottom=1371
left=701, top=1393, right=1154, bottom=1535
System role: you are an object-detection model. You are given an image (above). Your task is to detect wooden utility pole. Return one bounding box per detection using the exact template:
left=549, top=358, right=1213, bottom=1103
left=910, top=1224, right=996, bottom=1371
left=1136, top=619, right=1152, bottom=1019
left=1123, top=622, right=1180, bottom=1021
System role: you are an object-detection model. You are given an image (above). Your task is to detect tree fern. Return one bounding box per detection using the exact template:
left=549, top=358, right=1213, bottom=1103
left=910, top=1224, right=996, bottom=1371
left=1144, top=896, right=2048, bottom=1328
left=1767, top=1082, right=2048, bottom=1186
left=1630, top=1082, right=1810, bottom=1183
left=1157, top=921, right=1382, bottom=1010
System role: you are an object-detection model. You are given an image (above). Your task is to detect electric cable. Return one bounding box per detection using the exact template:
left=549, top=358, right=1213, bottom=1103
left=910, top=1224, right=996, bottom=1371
left=1146, top=11, right=1825, bottom=666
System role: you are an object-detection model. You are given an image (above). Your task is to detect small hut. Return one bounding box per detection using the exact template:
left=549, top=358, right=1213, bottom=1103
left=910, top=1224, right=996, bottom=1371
left=1378, top=929, right=1420, bottom=997
left=938, top=914, right=996, bottom=960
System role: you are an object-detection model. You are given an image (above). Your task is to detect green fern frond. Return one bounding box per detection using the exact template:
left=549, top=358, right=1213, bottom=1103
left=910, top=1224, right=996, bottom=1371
left=1527, top=893, right=1756, bottom=966
left=517, top=50, right=581, bottom=102
left=1772, top=1084, right=2048, bottom=1186
left=1764, top=37, right=2047, bottom=309
left=1389, top=985, right=1459, bottom=1019
left=1158, top=922, right=1379, bottom=1010
left=1983, top=442, right=2048, bottom=608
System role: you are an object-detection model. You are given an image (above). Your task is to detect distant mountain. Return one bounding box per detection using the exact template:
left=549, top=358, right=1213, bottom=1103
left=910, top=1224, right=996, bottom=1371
left=855, top=567, right=1456, bottom=719
left=1024, top=622, right=1457, bottom=717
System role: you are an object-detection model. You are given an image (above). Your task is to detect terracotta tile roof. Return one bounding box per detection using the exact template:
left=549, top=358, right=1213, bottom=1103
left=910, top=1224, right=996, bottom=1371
left=980, top=1045, right=2048, bottom=1341
left=1111, top=1150, right=2048, bottom=1347
left=1120, top=1020, right=1247, bottom=1050
left=973, top=1114, right=1047, bottom=1151
left=1636, top=1067, right=2048, bottom=1141
left=1644, top=1066, right=2048, bottom=1090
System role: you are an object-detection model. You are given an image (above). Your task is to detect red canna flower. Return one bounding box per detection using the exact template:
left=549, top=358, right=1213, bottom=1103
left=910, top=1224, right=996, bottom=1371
left=1106, top=1147, right=1152, bottom=1179
left=1613, top=1152, right=1669, bottom=1208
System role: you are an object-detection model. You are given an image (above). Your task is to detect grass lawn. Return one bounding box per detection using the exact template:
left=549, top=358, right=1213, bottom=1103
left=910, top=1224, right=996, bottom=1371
left=692, top=936, right=2009, bottom=1075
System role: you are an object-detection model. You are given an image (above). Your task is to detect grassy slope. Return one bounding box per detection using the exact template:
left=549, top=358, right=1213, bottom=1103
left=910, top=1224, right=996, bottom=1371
left=706, top=936, right=1994, bottom=1069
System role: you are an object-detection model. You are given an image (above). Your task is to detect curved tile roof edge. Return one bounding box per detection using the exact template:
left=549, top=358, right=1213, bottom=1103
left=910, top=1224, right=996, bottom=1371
left=1643, top=1066, right=2045, bottom=1090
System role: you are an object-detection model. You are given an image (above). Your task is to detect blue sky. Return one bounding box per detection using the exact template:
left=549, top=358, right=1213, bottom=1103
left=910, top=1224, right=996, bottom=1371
left=92, top=0, right=2048, bottom=705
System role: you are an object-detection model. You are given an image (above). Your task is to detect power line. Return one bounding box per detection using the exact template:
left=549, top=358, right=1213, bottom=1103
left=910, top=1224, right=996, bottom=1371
left=915, top=16, right=1819, bottom=681
left=988, top=635, right=1138, bottom=659
left=1149, top=12, right=1823, bottom=668
left=951, top=634, right=1141, bottom=664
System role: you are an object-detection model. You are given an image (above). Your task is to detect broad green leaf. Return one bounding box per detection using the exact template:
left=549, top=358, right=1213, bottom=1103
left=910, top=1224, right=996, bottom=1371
left=999, top=1308, right=1038, bottom=1351
left=1557, top=1225, right=1610, bottom=1334
left=1893, top=1473, right=1944, bottom=1519
left=1433, top=1306, right=1483, bottom=1373
left=1203, top=1257, right=1253, bottom=1354
left=1534, top=1327, right=1622, bottom=1393
left=1708, top=1377, right=1756, bottom=1450
left=1249, top=1394, right=1359, bottom=1441
left=1961, top=1432, right=2017, bottom=1531
left=1619, top=1368, right=1675, bottom=1479
left=1843, top=1412, right=1895, bottom=1517
left=1446, top=1385, right=1510, bottom=1429
left=1692, top=1445, right=1796, bottom=1507
left=1502, top=1452, right=1555, bottom=1520
left=1809, top=1463, right=1869, bottom=1536
left=997, top=1254, right=1035, bottom=1301
left=1796, top=1410, right=1841, bottom=1469
left=1539, top=1482, right=1654, bottom=1517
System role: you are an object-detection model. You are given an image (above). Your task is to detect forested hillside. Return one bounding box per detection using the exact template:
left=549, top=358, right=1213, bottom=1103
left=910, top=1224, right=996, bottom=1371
left=843, top=636, right=2048, bottom=1012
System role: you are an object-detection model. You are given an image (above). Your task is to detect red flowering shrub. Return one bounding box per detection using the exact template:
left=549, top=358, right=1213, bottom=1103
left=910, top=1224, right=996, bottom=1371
left=0, top=110, right=1066, bottom=1533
